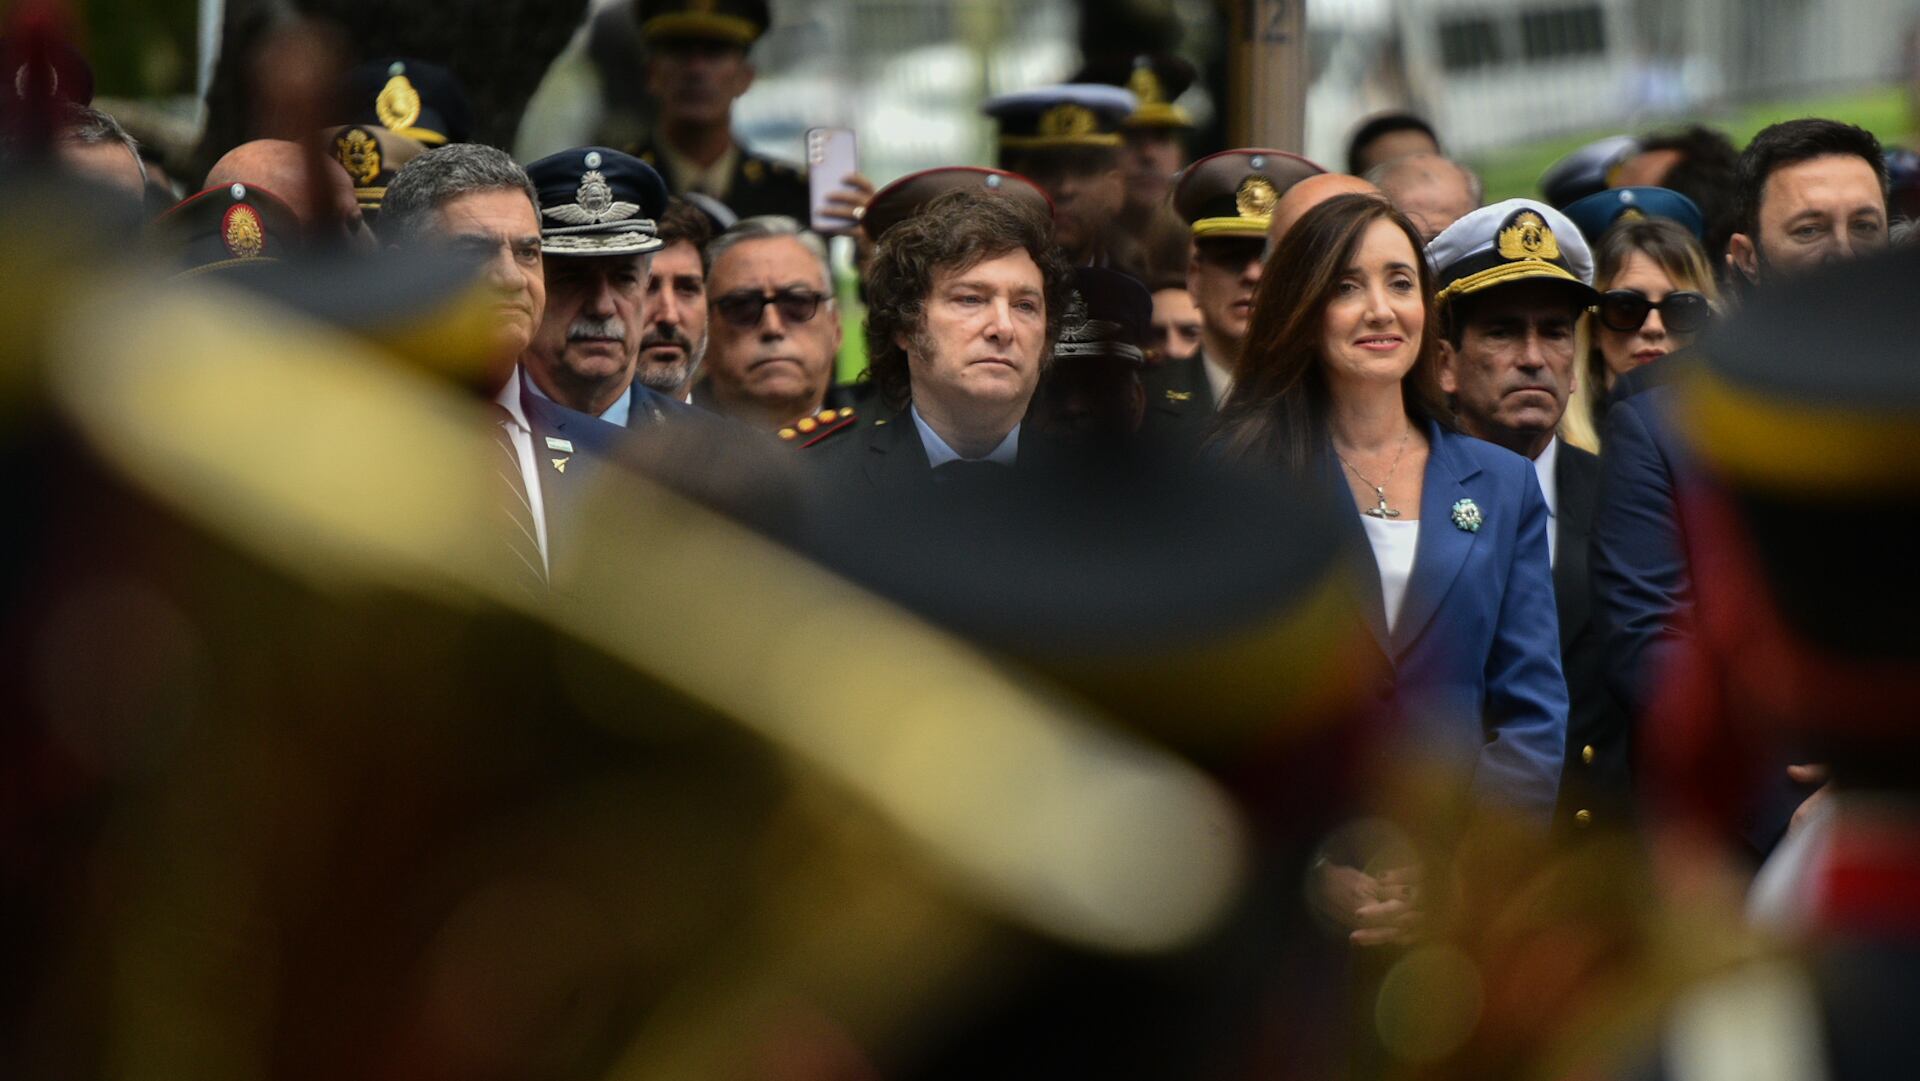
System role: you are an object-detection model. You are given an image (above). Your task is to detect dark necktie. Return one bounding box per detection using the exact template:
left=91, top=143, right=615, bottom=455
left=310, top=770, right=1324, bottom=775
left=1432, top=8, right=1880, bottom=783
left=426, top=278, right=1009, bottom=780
left=488, top=404, right=547, bottom=589
left=934, top=458, right=1009, bottom=495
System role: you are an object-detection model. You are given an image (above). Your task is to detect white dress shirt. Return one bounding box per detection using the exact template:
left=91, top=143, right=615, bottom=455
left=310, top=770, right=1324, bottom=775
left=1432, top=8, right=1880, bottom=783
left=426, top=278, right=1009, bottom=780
left=1532, top=436, right=1561, bottom=567
left=910, top=405, right=1020, bottom=467
left=493, top=368, right=550, bottom=571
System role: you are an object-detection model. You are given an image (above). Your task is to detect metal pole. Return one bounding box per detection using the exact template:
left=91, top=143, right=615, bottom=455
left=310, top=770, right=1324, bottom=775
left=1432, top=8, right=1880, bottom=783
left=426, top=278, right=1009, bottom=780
left=1236, top=0, right=1308, bottom=153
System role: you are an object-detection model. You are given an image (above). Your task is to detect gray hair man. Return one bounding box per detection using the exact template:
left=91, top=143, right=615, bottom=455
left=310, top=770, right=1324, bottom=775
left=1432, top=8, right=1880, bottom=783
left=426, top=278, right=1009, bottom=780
left=51, top=103, right=146, bottom=199
left=693, top=215, right=843, bottom=431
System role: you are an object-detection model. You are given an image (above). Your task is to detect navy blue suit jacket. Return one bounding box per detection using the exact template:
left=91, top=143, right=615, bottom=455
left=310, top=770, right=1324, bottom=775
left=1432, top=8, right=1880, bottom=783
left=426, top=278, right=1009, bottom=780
left=1338, top=421, right=1568, bottom=827
left=1591, top=382, right=1692, bottom=718
left=1590, top=367, right=1809, bottom=858
left=517, top=384, right=630, bottom=575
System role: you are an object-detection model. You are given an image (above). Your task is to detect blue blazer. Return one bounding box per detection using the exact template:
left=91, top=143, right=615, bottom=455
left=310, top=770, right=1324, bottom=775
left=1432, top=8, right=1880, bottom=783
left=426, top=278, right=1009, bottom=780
left=1335, top=421, right=1568, bottom=826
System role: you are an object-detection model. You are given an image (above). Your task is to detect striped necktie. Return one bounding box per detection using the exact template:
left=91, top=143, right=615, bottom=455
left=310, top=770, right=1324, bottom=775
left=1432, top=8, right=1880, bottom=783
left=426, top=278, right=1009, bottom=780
left=488, top=404, right=547, bottom=589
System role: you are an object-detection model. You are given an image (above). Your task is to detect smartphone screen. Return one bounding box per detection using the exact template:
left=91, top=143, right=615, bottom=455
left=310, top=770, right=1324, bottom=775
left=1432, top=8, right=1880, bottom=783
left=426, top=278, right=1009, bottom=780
left=806, top=127, right=859, bottom=235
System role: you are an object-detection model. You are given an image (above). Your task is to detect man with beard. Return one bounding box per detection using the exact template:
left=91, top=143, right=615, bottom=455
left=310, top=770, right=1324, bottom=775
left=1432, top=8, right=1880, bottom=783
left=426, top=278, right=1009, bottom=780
left=1592, top=119, right=1888, bottom=857
left=635, top=197, right=713, bottom=401
left=982, top=84, right=1141, bottom=275
left=1141, top=148, right=1324, bottom=455
left=520, top=146, right=701, bottom=430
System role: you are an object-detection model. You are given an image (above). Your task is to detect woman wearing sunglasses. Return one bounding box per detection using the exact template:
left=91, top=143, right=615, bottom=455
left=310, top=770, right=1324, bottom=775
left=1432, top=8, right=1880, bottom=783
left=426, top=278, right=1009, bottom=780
left=1582, top=218, right=1719, bottom=432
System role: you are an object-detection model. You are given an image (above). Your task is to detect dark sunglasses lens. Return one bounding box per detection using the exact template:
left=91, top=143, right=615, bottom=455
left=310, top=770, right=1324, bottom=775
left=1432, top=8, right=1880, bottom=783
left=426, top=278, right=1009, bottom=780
left=773, top=290, right=822, bottom=323
left=1599, top=292, right=1651, bottom=332
left=715, top=293, right=766, bottom=327
left=1661, top=292, right=1712, bottom=334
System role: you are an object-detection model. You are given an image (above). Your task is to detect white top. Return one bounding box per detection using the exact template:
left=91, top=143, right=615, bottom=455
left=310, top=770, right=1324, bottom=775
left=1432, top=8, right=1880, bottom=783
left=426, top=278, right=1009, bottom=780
left=910, top=404, right=1020, bottom=467
left=1532, top=436, right=1560, bottom=566
left=493, top=368, right=551, bottom=572
left=1361, top=516, right=1420, bottom=635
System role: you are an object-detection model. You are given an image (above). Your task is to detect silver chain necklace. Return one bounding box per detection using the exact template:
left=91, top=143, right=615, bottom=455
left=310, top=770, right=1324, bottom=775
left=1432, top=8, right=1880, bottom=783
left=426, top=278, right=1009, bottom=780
left=1336, top=427, right=1410, bottom=519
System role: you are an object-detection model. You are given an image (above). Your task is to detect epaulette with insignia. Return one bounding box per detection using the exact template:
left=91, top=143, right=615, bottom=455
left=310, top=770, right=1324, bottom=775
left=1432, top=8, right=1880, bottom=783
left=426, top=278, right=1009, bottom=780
left=778, top=406, right=858, bottom=448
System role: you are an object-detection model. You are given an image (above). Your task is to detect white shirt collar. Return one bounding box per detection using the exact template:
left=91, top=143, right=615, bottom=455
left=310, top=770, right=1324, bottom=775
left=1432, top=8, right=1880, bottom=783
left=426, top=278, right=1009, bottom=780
left=1533, top=436, right=1560, bottom=567
left=1532, top=436, right=1560, bottom=521
left=495, top=367, right=532, bottom=431
left=910, top=404, right=1020, bottom=468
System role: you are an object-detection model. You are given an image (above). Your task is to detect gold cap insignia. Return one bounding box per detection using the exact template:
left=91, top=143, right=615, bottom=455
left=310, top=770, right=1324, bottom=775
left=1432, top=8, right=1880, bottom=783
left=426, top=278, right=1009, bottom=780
left=1038, top=103, right=1098, bottom=140
left=1128, top=64, right=1164, bottom=106
left=1618, top=207, right=1647, bottom=223
left=1496, top=211, right=1560, bottom=262
left=332, top=127, right=383, bottom=186
left=1236, top=175, right=1279, bottom=219
left=222, top=203, right=265, bottom=259
left=375, top=74, right=422, bottom=133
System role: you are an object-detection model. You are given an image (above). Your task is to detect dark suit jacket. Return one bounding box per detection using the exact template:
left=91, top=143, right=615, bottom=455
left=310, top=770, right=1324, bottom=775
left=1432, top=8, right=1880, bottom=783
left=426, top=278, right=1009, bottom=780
left=1550, top=440, right=1633, bottom=835
left=518, top=384, right=628, bottom=576
left=1336, top=421, right=1568, bottom=827
left=1591, top=364, right=1808, bottom=857
left=632, top=138, right=808, bottom=221
left=1139, top=351, right=1219, bottom=459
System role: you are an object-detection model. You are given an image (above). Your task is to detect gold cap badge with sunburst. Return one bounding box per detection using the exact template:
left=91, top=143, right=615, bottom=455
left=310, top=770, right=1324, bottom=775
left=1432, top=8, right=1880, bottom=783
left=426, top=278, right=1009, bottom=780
left=1236, top=175, right=1279, bottom=220
left=1128, top=64, right=1164, bottom=106
left=1038, top=104, right=1098, bottom=140
left=222, top=204, right=265, bottom=259
left=375, top=74, right=422, bottom=133
left=332, top=127, right=383, bottom=186
left=1496, top=211, right=1560, bottom=261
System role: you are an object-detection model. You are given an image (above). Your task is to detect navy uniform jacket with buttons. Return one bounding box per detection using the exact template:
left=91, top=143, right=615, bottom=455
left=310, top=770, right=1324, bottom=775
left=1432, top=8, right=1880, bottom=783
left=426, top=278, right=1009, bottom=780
left=631, top=138, right=808, bottom=221
left=1334, top=420, right=1569, bottom=827
left=1550, top=440, right=1633, bottom=835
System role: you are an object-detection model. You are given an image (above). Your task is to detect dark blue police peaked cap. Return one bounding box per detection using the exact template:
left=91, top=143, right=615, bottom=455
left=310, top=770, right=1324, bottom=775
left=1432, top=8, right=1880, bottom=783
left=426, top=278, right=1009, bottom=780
left=1562, top=185, right=1705, bottom=245
left=524, top=146, right=669, bottom=257
left=1056, top=267, right=1152, bottom=367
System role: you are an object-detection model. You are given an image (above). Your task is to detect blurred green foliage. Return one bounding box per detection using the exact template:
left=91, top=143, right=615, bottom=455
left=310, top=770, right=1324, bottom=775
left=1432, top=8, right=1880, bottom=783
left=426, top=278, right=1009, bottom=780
left=77, top=0, right=199, bottom=97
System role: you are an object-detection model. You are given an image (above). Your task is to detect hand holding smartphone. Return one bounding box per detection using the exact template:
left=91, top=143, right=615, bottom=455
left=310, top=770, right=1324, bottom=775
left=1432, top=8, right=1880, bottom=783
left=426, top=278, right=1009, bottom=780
left=807, top=127, right=863, bottom=235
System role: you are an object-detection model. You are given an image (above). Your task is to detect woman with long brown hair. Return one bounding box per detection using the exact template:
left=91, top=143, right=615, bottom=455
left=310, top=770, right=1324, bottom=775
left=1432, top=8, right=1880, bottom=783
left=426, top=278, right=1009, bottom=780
left=1217, top=193, right=1566, bottom=944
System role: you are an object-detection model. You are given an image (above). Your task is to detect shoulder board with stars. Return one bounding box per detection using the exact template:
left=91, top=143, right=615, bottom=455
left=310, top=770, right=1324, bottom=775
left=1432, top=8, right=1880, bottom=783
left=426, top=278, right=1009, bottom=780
left=779, top=406, right=858, bottom=448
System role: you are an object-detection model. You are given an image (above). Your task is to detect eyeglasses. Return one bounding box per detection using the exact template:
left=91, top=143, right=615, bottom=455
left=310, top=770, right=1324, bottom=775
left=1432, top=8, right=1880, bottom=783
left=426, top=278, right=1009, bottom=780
left=713, top=287, right=827, bottom=329
left=1594, top=289, right=1713, bottom=335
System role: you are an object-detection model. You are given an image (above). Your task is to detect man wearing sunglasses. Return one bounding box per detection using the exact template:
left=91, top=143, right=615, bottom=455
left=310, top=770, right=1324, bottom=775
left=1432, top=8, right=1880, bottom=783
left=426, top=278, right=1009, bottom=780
left=694, top=215, right=843, bottom=432
left=1429, top=199, right=1628, bottom=838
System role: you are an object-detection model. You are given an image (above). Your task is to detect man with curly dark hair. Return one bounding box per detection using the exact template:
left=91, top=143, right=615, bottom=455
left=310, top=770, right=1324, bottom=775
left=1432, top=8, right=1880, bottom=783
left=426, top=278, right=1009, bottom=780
left=810, top=187, right=1073, bottom=488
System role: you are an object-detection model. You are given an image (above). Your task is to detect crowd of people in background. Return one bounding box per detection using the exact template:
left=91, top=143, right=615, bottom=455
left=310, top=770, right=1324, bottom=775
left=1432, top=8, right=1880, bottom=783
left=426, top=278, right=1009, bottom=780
left=3, top=0, right=1918, bottom=1077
